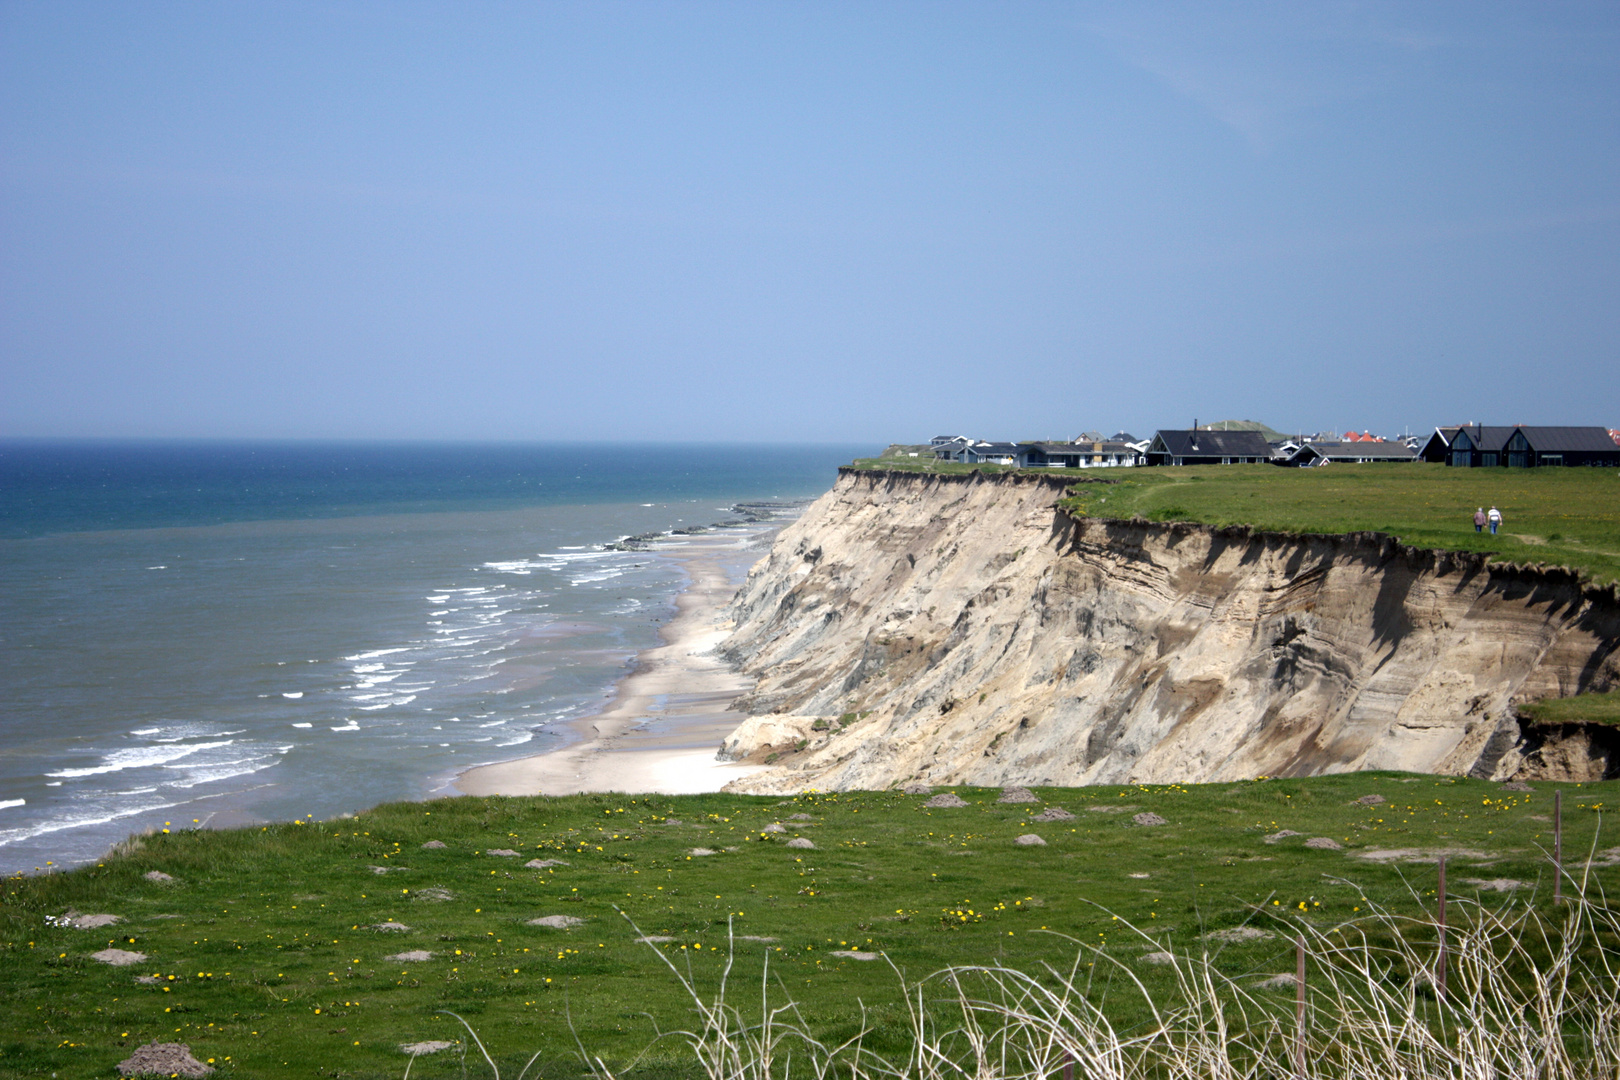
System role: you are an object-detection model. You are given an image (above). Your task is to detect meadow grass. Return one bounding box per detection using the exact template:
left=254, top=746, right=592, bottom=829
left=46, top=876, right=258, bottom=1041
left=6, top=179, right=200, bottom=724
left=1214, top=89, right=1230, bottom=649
left=2, top=774, right=1616, bottom=1077
left=850, top=459, right=1620, bottom=586
left=1518, top=691, right=1620, bottom=728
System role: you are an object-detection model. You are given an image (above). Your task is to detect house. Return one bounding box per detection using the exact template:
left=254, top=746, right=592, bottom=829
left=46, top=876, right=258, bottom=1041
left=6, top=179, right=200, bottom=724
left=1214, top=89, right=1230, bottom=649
left=1418, top=426, right=1463, bottom=463
left=1269, top=439, right=1303, bottom=462
left=930, top=435, right=974, bottom=460
left=1144, top=429, right=1273, bottom=466
left=1441, top=426, right=1620, bottom=468
left=957, top=441, right=1020, bottom=465
left=1018, top=441, right=1143, bottom=469
left=1284, top=441, right=1418, bottom=467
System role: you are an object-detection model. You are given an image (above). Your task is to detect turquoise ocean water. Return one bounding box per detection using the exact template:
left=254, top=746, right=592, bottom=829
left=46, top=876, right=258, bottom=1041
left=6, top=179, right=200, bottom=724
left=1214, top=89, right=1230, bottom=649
left=0, top=441, right=867, bottom=874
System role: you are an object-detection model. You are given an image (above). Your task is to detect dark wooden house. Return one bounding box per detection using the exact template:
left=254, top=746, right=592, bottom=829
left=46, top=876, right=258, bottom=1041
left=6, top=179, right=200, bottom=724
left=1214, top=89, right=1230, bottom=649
left=1441, top=425, right=1620, bottom=467
left=1145, top=429, right=1273, bottom=466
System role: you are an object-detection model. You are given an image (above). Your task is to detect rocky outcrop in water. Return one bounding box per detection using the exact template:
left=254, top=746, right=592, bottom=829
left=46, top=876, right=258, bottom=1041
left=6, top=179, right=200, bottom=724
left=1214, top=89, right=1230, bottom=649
left=716, top=468, right=1620, bottom=792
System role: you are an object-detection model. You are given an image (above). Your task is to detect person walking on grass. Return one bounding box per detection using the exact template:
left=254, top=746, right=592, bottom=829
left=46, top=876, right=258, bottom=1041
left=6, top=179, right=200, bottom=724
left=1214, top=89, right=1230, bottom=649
left=1488, top=505, right=1502, bottom=535
left=1474, top=507, right=1486, bottom=533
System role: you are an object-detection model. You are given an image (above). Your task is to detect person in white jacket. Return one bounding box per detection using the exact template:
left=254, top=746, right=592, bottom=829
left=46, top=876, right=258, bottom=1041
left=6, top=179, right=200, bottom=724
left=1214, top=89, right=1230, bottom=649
left=1487, top=505, right=1502, bottom=535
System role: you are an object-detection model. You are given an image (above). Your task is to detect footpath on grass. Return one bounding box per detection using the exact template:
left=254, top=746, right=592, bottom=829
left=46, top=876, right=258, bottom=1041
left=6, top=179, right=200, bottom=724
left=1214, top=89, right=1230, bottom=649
left=3, top=773, right=1616, bottom=1078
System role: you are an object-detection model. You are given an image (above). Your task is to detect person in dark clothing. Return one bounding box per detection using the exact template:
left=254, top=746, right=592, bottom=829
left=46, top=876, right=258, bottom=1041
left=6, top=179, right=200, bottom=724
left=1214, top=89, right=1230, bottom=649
left=1473, top=508, right=1486, bottom=533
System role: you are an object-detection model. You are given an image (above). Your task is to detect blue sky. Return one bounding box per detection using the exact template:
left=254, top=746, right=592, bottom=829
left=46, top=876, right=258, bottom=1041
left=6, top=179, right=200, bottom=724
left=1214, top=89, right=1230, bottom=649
left=2, top=2, right=1616, bottom=442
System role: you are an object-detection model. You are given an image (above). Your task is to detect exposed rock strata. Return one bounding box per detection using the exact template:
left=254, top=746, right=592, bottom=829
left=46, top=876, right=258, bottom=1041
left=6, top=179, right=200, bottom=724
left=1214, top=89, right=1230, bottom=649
left=717, top=468, right=1620, bottom=792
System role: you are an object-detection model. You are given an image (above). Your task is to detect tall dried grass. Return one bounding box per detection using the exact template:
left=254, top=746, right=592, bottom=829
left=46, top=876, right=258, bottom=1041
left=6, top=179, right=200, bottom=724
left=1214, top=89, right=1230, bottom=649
left=426, top=880, right=1619, bottom=1080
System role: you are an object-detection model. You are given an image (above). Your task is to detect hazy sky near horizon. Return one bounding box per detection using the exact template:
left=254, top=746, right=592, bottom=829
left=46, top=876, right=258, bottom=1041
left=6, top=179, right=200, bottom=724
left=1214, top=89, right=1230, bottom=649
left=3, top=2, right=1617, bottom=443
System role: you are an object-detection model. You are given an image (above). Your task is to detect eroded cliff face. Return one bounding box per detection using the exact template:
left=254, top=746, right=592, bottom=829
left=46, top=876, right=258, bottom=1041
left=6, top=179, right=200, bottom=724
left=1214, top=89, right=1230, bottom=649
left=716, top=468, right=1620, bottom=793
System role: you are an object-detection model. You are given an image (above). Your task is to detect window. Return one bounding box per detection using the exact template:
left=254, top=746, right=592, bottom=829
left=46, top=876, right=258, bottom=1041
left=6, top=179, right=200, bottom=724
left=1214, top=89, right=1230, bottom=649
left=1541, top=454, right=1563, bottom=467
left=1481, top=453, right=1499, bottom=467
left=1451, top=450, right=1470, bottom=467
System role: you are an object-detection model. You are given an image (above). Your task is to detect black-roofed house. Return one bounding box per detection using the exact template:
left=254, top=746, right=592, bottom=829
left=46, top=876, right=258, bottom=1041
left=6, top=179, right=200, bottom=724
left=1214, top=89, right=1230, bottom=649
left=1442, top=426, right=1620, bottom=467
left=944, top=441, right=1020, bottom=465
left=1418, top=426, right=1461, bottom=463
left=1285, top=441, right=1419, bottom=467
left=1018, top=441, right=1143, bottom=469
left=1145, top=429, right=1273, bottom=466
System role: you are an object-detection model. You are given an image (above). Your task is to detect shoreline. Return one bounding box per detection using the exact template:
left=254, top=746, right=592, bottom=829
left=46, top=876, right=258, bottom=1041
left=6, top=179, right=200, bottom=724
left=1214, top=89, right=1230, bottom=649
left=452, top=528, right=775, bottom=797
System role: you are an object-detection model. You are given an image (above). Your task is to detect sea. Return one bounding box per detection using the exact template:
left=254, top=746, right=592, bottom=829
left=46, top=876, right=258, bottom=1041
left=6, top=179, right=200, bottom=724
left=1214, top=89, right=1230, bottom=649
left=0, top=440, right=869, bottom=875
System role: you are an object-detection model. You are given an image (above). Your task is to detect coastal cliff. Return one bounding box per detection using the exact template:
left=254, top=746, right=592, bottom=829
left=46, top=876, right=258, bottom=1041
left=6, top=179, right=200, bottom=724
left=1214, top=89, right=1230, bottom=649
left=716, top=468, right=1620, bottom=792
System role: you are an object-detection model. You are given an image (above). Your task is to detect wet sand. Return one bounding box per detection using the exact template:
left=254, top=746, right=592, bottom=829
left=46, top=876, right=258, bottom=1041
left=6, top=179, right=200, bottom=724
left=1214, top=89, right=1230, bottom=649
left=454, top=530, right=771, bottom=796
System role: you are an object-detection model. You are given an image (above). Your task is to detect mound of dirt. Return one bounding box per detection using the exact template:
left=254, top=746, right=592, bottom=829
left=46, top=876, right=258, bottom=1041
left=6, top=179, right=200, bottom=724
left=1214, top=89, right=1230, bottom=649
left=371, top=921, right=411, bottom=932
left=526, top=858, right=568, bottom=869
left=68, top=913, right=122, bottom=929
left=401, top=1041, right=457, bottom=1055
left=689, top=848, right=718, bottom=856
left=787, top=837, right=815, bottom=850
left=143, top=871, right=174, bottom=883
left=1463, top=878, right=1525, bottom=891
left=1205, top=927, right=1272, bottom=943
left=1304, top=837, right=1343, bottom=850
left=1132, top=812, right=1168, bottom=827
left=117, top=1040, right=214, bottom=1077
left=484, top=848, right=519, bottom=856
left=421, top=840, right=447, bottom=849
left=788, top=813, right=814, bottom=821
left=1353, top=794, right=1386, bottom=805
left=1256, top=974, right=1299, bottom=991
left=1139, top=951, right=1175, bottom=965
left=92, top=948, right=146, bottom=966
left=901, top=783, right=933, bottom=795
left=761, top=822, right=786, bottom=833
left=925, top=793, right=968, bottom=808
left=527, top=915, right=584, bottom=928
left=412, top=887, right=454, bottom=901
left=1087, top=805, right=1136, bottom=813
left=1014, top=834, right=1046, bottom=846
left=1032, top=807, right=1075, bottom=822
left=997, top=787, right=1040, bottom=804
left=385, top=950, right=434, bottom=962
left=1263, top=830, right=1302, bottom=844
left=830, top=949, right=879, bottom=960
left=1355, top=847, right=1490, bottom=864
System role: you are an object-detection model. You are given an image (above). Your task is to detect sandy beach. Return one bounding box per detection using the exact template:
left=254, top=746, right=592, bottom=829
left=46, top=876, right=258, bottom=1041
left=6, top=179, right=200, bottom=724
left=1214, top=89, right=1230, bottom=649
left=454, top=529, right=774, bottom=796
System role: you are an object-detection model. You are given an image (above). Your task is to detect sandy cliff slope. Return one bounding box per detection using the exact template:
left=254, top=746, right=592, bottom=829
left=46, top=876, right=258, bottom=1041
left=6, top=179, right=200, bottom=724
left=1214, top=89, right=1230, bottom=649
left=716, top=468, right=1620, bottom=793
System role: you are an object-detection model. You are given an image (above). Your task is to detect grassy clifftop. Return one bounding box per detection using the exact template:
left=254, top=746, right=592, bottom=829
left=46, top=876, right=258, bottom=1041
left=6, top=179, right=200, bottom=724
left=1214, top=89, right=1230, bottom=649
left=4, top=774, right=1616, bottom=1077
left=850, top=459, right=1620, bottom=586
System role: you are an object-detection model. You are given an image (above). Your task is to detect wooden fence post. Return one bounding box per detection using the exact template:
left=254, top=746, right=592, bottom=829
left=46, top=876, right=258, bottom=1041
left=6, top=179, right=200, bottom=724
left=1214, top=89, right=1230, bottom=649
left=1295, top=934, right=1307, bottom=1079
left=1062, top=1049, right=1073, bottom=1080
left=1554, top=789, right=1563, bottom=904
left=1436, top=855, right=1447, bottom=1000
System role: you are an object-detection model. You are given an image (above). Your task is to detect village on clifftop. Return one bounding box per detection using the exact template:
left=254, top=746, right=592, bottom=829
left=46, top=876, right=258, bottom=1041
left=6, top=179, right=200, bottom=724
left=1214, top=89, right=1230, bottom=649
left=911, top=421, right=1620, bottom=469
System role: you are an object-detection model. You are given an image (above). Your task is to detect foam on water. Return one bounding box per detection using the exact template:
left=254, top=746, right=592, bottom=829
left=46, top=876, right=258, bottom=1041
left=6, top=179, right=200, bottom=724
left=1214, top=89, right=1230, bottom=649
left=0, top=441, right=848, bottom=872
left=46, top=740, right=236, bottom=779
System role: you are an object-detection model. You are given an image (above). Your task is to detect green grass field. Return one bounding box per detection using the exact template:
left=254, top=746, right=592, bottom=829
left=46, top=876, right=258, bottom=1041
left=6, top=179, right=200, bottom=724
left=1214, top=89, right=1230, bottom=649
left=4, top=775, right=1616, bottom=1078
left=852, top=459, right=1620, bottom=586
left=1518, top=690, right=1620, bottom=728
